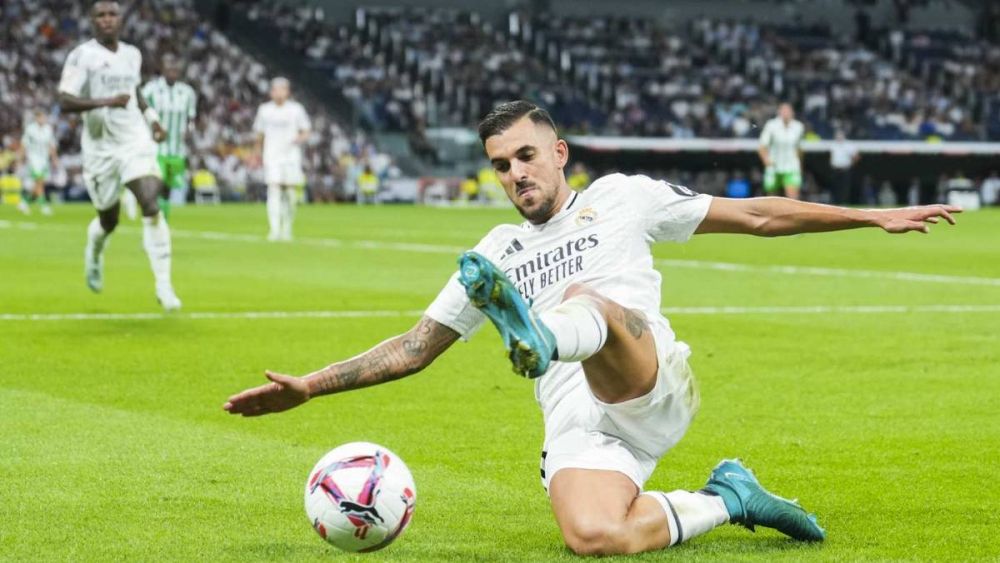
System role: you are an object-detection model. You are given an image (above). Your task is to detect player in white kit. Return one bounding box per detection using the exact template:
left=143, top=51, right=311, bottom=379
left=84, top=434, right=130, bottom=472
left=253, top=78, right=311, bottom=241
left=18, top=110, right=59, bottom=216
left=224, top=101, right=960, bottom=554
left=57, top=1, right=180, bottom=310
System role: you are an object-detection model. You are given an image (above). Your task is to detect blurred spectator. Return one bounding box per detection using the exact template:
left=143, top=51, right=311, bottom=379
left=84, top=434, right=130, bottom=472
left=459, top=172, right=479, bottom=203
left=981, top=170, right=1000, bottom=206
left=567, top=163, right=591, bottom=191
left=829, top=131, right=860, bottom=204
left=357, top=165, right=379, bottom=204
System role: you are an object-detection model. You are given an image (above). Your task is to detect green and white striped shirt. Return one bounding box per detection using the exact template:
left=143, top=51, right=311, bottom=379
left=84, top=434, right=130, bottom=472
left=141, top=77, right=197, bottom=157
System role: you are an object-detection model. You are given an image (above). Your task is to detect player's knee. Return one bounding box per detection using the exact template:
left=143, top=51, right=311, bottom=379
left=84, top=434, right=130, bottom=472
left=136, top=191, right=160, bottom=217
left=562, top=520, right=630, bottom=556
left=100, top=213, right=119, bottom=233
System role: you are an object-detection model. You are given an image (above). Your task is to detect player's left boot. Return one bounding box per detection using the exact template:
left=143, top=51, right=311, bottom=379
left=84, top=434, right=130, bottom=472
left=702, top=459, right=826, bottom=542
left=156, top=283, right=182, bottom=312
left=17, top=200, right=31, bottom=215
left=458, top=251, right=556, bottom=378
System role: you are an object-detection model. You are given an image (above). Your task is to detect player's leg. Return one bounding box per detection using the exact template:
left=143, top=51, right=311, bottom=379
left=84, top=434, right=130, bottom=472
left=549, top=469, right=730, bottom=555
left=280, top=184, right=297, bottom=241
left=125, top=175, right=181, bottom=310
left=156, top=155, right=172, bottom=220
left=266, top=184, right=282, bottom=241
left=85, top=202, right=120, bottom=293
left=459, top=251, right=656, bottom=401
left=784, top=171, right=802, bottom=200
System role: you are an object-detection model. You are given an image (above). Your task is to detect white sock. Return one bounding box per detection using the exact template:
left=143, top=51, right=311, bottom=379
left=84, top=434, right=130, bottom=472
left=642, top=490, right=729, bottom=546
left=281, top=188, right=295, bottom=238
left=142, top=212, right=172, bottom=288
left=538, top=296, right=608, bottom=362
left=86, top=217, right=110, bottom=258
left=266, top=185, right=281, bottom=237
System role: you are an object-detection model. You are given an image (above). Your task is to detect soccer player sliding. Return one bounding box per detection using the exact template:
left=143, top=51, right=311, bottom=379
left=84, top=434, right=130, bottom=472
left=225, top=101, right=960, bottom=555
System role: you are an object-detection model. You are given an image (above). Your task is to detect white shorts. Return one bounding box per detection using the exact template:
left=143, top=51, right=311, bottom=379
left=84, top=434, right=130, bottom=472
left=539, top=320, right=700, bottom=492
left=83, top=147, right=161, bottom=211
left=264, top=160, right=305, bottom=186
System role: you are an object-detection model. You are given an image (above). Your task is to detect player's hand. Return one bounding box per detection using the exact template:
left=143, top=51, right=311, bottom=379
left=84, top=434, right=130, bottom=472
left=106, top=94, right=130, bottom=108
left=152, top=123, right=167, bottom=143
left=876, top=204, right=961, bottom=234
left=223, top=370, right=310, bottom=417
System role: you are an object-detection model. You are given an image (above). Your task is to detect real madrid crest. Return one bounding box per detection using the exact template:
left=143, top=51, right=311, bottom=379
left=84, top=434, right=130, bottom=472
left=575, top=207, right=597, bottom=226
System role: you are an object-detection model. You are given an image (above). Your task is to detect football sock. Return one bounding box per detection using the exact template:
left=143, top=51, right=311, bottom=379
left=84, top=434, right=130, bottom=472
left=86, top=217, right=110, bottom=258
left=642, top=490, right=729, bottom=547
left=280, top=187, right=295, bottom=238
left=142, top=212, right=173, bottom=288
left=266, top=185, right=282, bottom=238
left=539, top=295, right=608, bottom=362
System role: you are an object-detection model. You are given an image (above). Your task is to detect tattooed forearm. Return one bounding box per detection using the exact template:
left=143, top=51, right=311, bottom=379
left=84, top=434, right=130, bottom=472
left=305, top=316, right=460, bottom=397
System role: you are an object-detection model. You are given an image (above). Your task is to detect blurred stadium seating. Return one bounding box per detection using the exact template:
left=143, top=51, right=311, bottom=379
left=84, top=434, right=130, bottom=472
left=1, top=0, right=998, bottom=202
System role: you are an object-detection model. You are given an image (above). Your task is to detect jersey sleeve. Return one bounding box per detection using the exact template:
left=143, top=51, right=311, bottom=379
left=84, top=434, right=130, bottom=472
left=758, top=121, right=772, bottom=147
left=297, top=104, right=311, bottom=132
left=140, top=82, right=154, bottom=107
left=424, top=229, right=506, bottom=341
left=58, top=46, right=87, bottom=96
left=627, top=174, right=712, bottom=243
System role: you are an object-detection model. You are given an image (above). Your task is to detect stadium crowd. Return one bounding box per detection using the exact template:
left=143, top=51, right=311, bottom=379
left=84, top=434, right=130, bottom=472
left=0, top=0, right=391, bottom=202
left=255, top=2, right=1000, bottom=142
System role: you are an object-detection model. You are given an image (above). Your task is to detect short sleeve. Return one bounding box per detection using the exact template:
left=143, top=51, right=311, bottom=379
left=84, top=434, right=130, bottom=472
left=424, top=228, right=508, bottom=340
left=424, top=273, right=486, bottom=341
left=758, top=121, right=772, bottom=147
left=58, top=47, right=87, bottom=96
left=629, top=174, right=712, bottom=243
left=297, top=104, right=311, bottom=131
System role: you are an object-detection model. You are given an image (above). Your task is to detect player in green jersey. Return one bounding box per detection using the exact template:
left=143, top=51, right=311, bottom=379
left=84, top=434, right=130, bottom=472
left=141, top=53, right=197, bottom=220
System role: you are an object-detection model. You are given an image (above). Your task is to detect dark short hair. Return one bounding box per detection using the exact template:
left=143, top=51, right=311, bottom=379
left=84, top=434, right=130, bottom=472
left=477, top=100, right=557, bottom=143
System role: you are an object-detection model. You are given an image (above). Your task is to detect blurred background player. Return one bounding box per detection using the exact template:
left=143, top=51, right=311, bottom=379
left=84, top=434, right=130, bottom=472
left=57, top=0, right=180, bottom=311
left=253, top=77, right=311, bottom=241
left=758, top=103, right=805, bottom=199
left=141, top=53, right=197, bottom=221
left=17, top=109, right=58, bottom=216
left=829, top=130, right=860, bottom=204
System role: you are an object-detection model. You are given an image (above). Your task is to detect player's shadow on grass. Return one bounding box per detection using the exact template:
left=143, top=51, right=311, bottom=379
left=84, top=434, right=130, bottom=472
left=239, top=541, right=333, bottom=559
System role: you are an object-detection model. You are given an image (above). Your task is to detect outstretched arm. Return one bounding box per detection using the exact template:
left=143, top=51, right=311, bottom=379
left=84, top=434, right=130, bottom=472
left=58, top=91, right=129, bottom=113
left=696, top=197, right=960, bottom=237
left=223, top=316, right=459, bottom=417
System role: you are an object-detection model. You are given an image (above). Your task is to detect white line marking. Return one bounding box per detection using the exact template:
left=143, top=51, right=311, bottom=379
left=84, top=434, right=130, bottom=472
left=3, top=219, right=998, bottom=287
left=656, top=259, right=1000, bottom=287
left=2, top=305, right=999, bottom=322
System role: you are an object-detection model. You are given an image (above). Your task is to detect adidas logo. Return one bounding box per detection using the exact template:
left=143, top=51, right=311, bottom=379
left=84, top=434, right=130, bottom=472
left=500, top=238, right=524, bottom=260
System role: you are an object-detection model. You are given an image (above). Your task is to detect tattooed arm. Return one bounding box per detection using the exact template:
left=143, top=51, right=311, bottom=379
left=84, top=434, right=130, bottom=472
left=223, top=316, right=459, bottom=417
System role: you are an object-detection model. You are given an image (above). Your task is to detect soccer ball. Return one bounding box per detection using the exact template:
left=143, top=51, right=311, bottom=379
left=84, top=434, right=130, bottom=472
left=304, top=442, right=417, bottom=552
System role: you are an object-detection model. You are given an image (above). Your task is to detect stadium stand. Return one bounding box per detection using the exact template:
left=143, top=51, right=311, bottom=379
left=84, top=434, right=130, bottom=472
left=250, top=1, right=999, bottom=143
left=0, top=0, right=390, bottom=201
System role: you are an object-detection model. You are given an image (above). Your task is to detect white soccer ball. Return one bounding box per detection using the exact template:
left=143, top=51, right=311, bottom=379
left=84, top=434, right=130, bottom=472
left=304, top=442, right=417, bottom=552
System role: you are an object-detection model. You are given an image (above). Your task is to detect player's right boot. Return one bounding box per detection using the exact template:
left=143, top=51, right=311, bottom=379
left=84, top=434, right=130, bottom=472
left=84, top=245, right=104, bottom=293
left=156, top=283, right=182, bottom=312
left=457, top=251, right=555, bottom=379
left=702, top=459, right=826, bottom=542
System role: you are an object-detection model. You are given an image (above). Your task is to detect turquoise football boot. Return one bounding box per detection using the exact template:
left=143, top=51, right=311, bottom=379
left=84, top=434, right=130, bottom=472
left=703, top=459, right=826, bottom=542
left=457, top=251, right=556, bottom=379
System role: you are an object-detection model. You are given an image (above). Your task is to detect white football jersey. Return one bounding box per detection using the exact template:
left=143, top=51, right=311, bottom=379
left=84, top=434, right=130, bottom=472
left=425, top=173, right=712, bottom=409
left=22, top=122, right=55, bottom=168
left=58, top=39, right=154, bottom=154
left=759, top=117, right=805, bottom=173
left=253, top=100, right=311, bottom=166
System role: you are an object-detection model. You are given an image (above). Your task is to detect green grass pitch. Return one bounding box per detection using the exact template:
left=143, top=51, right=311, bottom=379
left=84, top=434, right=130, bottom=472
left=1, top=202, right=998, bottom=562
